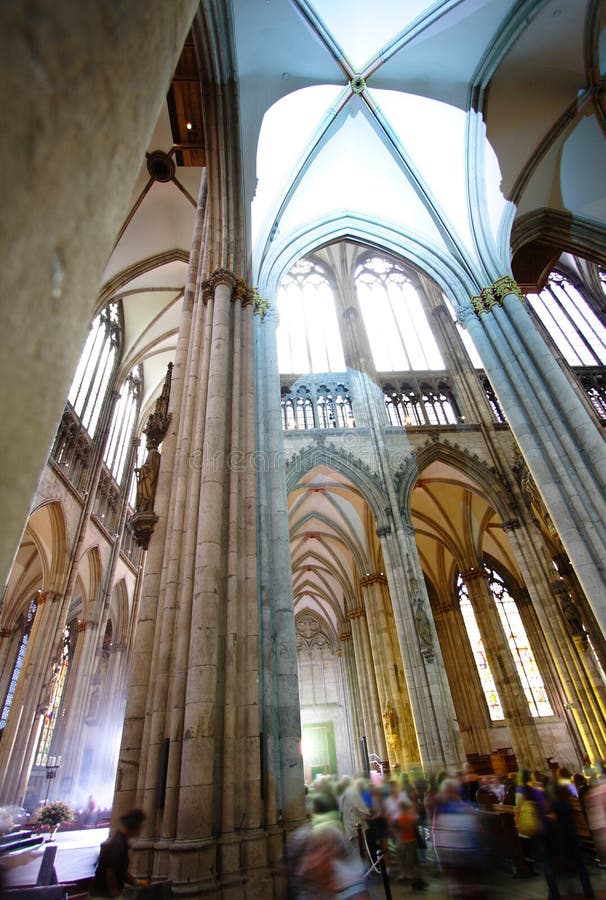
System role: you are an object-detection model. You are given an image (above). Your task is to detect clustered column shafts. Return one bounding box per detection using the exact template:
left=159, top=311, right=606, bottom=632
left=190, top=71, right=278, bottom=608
left=360, top=573, right=418, bottom=769
left=463, top=280, right=606, bottom=633
left=345, top=605, right=387, bottom=765
left=254, top=305, right=307, bottom=839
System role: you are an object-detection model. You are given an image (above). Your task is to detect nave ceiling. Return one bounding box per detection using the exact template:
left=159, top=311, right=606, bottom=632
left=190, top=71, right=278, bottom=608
left=90, top=0, right=604, bottom=426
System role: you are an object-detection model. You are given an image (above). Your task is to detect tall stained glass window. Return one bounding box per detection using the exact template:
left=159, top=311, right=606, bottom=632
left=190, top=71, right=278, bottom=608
left=35, top=624, right=73, bottom=766
left=0, top=598, right=37, bottom=731
left=104, top=365, right=141, bottom=484
left=458, top=576, right=504, bottom=721
left=457, top=568, right=553, bottom=722
left=528, top=271, right=606, bottom=366
left=68, top=303, right=121, bottom=437
left=355, top=256, right=443, bottom=371
left=277, top=259, right=345, bottom=374
left=490, top=568, right=553, bottom=718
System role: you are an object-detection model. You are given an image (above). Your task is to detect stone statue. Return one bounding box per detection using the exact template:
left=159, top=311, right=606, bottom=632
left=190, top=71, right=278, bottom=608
left=413, top=593, right=434, bottom=662
left=39, top=661, right=60, bottom=715
left=383, top=698, right=397, bottom=735
left=561, top=594, right=587, bottom=644
left=414, top=594, right=432, bottom=644
left=134, top=447, right=161, bottom=513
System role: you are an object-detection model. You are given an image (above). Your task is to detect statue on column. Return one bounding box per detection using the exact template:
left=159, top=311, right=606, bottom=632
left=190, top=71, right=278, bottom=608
left=410, top=571, right=435, bottom=663
left=560, top=592, right=588, bottom=648
left=134, top=447, right=161, bottom=513
left=130, top=363, right=173, bottom=549
left=383, top=698, right=397, bottom=736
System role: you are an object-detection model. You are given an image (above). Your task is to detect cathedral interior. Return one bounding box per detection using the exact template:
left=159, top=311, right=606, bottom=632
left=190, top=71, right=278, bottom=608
left=1, top=0, right=606, bottom=896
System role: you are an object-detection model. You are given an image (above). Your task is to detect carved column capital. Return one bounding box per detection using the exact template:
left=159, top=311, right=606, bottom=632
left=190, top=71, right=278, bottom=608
left=360, top=573, right=387, bottom=588
left=346, top=606, right=365, bottom=620
left=471, top=275, right=524, bottom=316
left=209, top=267, right=236, bottom=293
left=460, top=567, right=488, bottom=584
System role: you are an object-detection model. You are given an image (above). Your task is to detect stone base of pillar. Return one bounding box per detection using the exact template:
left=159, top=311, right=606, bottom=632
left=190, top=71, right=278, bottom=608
left=159, top=831, right=281, bottom=898
left=166, top=838, right=219, bottom=896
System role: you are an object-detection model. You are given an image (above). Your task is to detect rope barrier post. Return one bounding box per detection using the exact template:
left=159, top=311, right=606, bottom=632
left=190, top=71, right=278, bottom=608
left=356, top=822, right=365, bottom=860
left=377, top=850, right=392, bottom=900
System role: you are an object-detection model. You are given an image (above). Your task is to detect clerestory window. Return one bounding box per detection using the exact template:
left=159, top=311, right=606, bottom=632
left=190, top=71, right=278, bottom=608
left=104, top=365, right=142, bottom=485
left=68, top=303, right=121, bottom=437
left=355, top=256, right=443, bottom=371
left=277, top=258, right=345, bottom=374
left=528, top=271, right=606, bottom=367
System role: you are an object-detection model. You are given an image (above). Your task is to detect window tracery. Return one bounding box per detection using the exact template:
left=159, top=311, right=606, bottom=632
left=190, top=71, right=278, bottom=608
left=0, top=598, right=37, bottom=731
left=355, top=256, right=443, bottom=371
left=276, top=258, right=345, bottom=374
left=383, top=377, right=459, bottom=426
left=528, top=271, right=606, bottom=367
left=457, top=568, right=553, bottom=721
left=35, top=621, right=75, bottom=766
left=52, top=303, right=121, bottom=490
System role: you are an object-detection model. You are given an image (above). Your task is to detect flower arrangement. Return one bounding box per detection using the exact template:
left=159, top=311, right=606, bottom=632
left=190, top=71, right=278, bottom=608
left=35, top=800, right=73, bottom=827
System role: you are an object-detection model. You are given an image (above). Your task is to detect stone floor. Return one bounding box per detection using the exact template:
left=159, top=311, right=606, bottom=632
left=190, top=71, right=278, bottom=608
left=4, top=827, right=606, bottom=899
left=366, top=855, right=606, bottom=899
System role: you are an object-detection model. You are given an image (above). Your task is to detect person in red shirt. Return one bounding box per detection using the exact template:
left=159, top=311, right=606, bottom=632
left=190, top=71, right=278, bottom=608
left=395, top=798, right=426, bottom=890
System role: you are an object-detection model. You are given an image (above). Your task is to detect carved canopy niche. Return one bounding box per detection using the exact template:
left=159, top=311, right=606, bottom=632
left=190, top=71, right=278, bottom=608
left=295, top=611, right=334, bottom=653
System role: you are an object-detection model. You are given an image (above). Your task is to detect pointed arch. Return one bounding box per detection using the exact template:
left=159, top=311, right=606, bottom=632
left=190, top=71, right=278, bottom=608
left=397, top=439, right=515, bottom=523
left=285, top=441, right=390, bottom=531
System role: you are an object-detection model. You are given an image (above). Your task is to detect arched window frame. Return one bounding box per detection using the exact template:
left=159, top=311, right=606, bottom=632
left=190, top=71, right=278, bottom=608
left=276, top=257, right=345, bottom=374
left=104, top=365, right=142, bottom=485
left=68, top=303, right=122, bottom=437
left=35, top=622, right=75, bottom=767
left=0, top=598, right=37, bottom=731
left=457, top=565, right=553, bottom=721
left=355, top=254, right=444, bottom=372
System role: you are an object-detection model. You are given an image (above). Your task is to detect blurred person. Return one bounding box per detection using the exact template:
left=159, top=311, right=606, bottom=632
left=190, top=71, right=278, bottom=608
left=88, top=808, right=147, bottom=898
left=340, top=779, right=369, bottom=857
left=384, top=779, right=402, bottom=827
left=311, top=791, right=344, bottom=832
left=84, top=794, right=97, bottom=827
left=584, top=777, right=606, bottom=866
left=366, top=782, right=389, bottom=869
left=557, top=766, right=578, bottom=797
left=514, top=769, right=558, bottom=895
left=288, top=824, right=370, bottom=899
left=549, top=780, right=595, bottom=898
left=395, top=797, right=426, bottom=890
left=460, top=762, right=480, bottom=806
left=431, top=777, right=492, bottom=897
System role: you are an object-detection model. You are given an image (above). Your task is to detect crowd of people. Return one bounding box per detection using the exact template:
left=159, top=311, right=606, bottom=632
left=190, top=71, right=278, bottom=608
left=286, top=762, right=606, bottom=899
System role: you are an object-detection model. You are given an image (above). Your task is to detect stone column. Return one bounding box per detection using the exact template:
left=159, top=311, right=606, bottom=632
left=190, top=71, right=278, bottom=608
left=432, top=598, right=493, bottom=755
left=338, top=629, right=366, bottom=773
left=379, top=527, right=465, bottom=771
left=254, top=305, right=306, bottom=847
left=0, top=0, right=199, bottom=586
left=460, top=277, right=606, bottom=631
left=346, top=604, right=387, bottom=765
left=360, top=573, right=418, bottom=769
left=460, top=567, right=543, bottom=769
left=114, top=270, right=270, bottom=897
